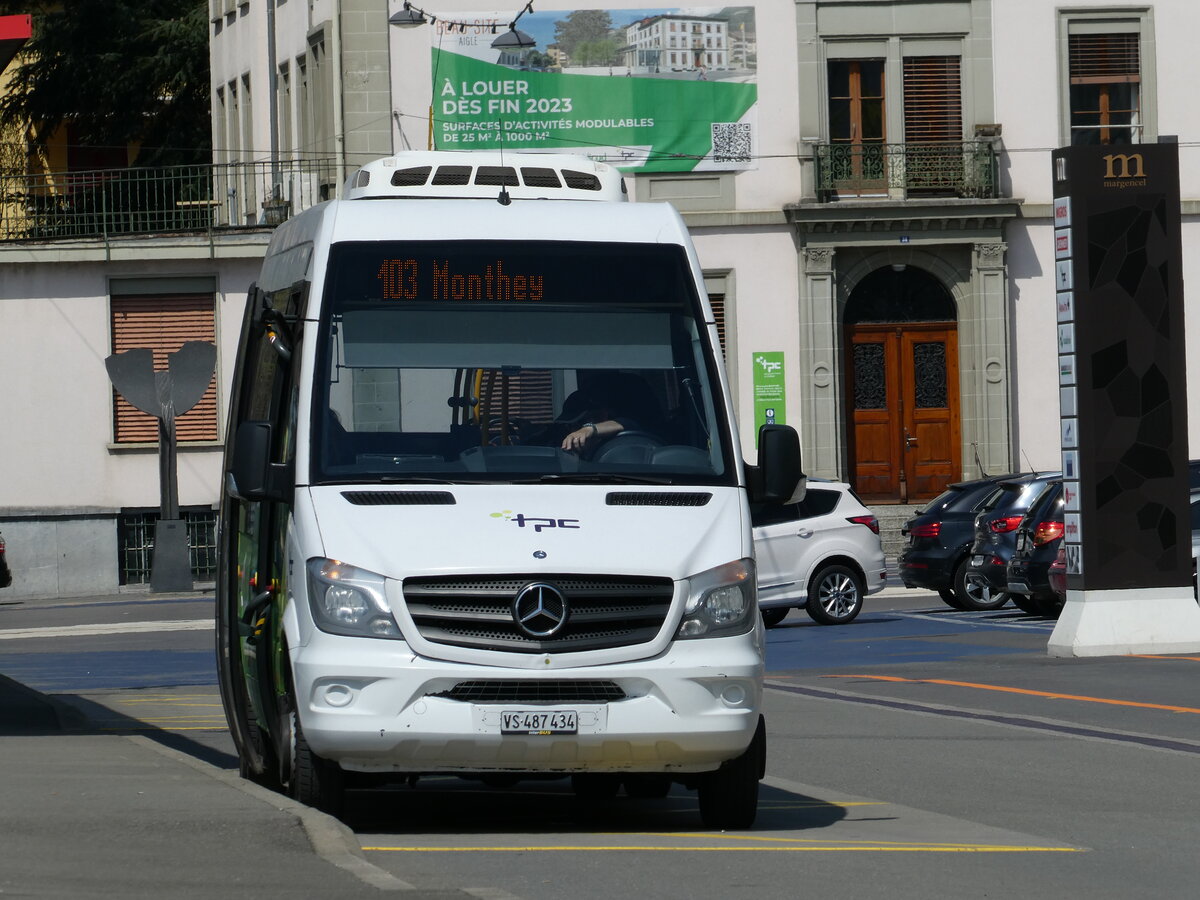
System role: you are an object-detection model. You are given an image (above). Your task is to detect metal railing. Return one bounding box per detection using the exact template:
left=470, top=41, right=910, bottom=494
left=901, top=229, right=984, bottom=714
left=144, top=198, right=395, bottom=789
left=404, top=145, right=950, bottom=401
left=813, top=141, right=998, bottom=201
left=0, top=158, right=339, bottom=242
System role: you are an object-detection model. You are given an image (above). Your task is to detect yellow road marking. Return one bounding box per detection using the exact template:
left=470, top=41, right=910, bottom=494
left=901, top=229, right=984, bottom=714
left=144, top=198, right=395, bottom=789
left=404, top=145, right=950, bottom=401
left=825, top=674, right=1200, bottom=714
left=363, top=844, right=1079, bottom=853
left=1130, top=655, right=1200, bottom=662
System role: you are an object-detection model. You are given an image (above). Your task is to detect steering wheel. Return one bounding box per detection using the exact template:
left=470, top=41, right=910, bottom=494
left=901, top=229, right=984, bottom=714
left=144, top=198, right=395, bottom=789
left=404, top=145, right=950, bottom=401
left=589, top=430, right=662, bottom=464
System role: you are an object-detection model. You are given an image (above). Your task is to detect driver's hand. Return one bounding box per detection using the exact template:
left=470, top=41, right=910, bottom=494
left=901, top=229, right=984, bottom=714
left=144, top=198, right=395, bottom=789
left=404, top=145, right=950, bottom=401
left=561, top=427, right=593, bottom=452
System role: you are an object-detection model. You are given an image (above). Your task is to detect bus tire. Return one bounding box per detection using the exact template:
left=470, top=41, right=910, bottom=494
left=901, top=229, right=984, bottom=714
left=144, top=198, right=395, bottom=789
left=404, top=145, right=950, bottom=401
left=290, top=708, right=345, bottom=817
left=697, top=715, right=763, bottom=830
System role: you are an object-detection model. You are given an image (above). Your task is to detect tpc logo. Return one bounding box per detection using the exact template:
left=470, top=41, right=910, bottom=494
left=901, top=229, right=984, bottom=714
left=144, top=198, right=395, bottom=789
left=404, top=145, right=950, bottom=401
left=491, top=510, right=580, bottom=532
left=755, top=355, right=782, bottom=374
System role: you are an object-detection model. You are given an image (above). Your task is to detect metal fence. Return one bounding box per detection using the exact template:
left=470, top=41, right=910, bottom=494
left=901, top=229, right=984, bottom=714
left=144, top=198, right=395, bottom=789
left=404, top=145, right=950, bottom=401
left=0, top=158, right=338, bottom=242
left=117, top=508, right=218, bottom=585
left=813, top=141, right=998, bottom=200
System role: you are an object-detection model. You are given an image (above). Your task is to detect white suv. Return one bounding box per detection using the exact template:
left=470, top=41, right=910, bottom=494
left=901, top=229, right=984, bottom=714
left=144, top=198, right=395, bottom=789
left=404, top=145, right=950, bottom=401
left=752, top=480, right=887, bottom=626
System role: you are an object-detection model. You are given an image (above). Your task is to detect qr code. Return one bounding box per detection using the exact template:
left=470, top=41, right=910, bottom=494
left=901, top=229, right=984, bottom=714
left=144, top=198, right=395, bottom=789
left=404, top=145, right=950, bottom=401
left=711, top=122, right=752, bottom=163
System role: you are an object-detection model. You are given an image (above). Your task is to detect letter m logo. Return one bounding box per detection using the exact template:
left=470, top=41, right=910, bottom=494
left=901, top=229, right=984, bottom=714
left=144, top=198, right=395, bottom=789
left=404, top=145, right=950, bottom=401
left=1103, top=153, right=1145, bottom=179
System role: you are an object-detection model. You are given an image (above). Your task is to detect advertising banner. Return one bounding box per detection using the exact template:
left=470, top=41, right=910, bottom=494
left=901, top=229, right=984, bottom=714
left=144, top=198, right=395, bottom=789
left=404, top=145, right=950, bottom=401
left=430, top=7, right=757, bottom=172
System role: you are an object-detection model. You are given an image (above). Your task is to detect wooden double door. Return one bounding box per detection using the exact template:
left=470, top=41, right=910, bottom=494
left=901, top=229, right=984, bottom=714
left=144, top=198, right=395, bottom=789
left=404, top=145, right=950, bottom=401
left=848, top=323, right=960, bottom=504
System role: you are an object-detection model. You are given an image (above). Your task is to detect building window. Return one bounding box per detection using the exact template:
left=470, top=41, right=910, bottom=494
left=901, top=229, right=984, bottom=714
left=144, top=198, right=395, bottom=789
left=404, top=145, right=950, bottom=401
left=110, top=293, right=219, bottom=443
left=1068, top=33, right=1140, bottom=144
left=902, top=56, right=962, bottom=144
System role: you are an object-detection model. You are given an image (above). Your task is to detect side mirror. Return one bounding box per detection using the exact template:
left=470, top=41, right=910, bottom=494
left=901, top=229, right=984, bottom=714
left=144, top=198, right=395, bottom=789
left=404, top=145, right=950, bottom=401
left=229, top=421, right=293, bottom=503
left=747, top=424, right=804, bottom=504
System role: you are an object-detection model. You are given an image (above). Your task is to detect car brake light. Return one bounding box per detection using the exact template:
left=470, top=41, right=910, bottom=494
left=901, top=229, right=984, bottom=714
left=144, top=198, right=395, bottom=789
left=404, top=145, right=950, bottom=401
left=847, top=515, right=880, bottom=534
left=988, top=515, right=1024, bottom=534
left=1033, top=520, right=1064, bottom=547
left=909, top=522, right=940, bottom=538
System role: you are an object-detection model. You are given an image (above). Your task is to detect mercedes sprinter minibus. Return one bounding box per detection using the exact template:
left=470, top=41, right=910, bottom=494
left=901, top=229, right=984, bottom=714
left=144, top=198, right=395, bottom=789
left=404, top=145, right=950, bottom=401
left=216, top=151, right=801, bottom=828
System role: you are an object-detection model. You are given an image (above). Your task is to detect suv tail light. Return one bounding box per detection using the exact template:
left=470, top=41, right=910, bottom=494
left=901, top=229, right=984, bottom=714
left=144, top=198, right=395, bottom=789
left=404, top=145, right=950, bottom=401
left=908, top=522, right=940, bottom=538
left=988, top=515, right=1024, bottom=534
left=1033, top=520, right=1064, bottom=547
left=847, top=515, right=880, bottom=534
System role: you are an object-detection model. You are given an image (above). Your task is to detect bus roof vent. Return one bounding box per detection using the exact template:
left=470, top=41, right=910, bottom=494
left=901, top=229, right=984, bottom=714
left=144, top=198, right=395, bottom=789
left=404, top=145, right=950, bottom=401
left=345, top=151, right=627, bottom=202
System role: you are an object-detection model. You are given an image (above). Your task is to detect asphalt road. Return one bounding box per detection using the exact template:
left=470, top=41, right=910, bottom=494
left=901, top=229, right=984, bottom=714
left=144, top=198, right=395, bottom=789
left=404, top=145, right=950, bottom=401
left=2, top=586, right=1198, bottom=898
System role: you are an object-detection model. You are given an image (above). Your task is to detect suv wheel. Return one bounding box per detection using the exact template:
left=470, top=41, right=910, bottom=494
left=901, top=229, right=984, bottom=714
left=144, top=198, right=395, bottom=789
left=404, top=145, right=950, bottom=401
left=953, top=559, right=1009, bottom=611
left=805, top=564, right=864, bottom=625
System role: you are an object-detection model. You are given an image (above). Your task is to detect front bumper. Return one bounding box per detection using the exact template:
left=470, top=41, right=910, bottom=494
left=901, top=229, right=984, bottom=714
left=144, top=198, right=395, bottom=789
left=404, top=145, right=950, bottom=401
left=291, top=632, right=763, bottom=775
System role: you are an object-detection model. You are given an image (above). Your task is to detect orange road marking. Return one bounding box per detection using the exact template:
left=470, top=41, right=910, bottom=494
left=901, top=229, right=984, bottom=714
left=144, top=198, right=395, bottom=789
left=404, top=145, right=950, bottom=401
left=824, top=674, right=1200, bottom=714
left=1130, top=655, right=1200, bottom=662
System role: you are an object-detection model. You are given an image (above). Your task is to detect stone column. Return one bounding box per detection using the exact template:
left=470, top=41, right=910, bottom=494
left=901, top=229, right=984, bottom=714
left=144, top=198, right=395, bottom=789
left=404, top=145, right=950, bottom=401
left=966, top=241, right=1011, bottom=477
left=798, top=245, right=842, bottom=479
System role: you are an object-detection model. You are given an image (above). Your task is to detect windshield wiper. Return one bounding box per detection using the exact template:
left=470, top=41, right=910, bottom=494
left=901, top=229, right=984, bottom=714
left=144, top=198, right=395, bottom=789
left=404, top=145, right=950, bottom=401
left=530, top=473, right=676, bottom=485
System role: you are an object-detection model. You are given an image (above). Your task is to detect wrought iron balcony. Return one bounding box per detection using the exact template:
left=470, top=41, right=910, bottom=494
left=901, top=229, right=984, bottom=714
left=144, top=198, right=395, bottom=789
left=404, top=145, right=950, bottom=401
left=0, top=158, right=338, bottom=243
left=813, top=140, right=999, bottom=201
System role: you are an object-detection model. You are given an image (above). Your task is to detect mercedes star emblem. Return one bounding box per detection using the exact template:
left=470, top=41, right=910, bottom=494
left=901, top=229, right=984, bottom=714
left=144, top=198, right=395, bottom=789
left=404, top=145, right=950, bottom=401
left=512, top=582, right=569, bottom=638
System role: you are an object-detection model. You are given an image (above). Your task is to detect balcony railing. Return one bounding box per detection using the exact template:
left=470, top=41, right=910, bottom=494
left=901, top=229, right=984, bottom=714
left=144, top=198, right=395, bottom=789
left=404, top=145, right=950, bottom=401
left=813, top=141, right=998, bottom=201
left=0, top=158, right=338, bottom=242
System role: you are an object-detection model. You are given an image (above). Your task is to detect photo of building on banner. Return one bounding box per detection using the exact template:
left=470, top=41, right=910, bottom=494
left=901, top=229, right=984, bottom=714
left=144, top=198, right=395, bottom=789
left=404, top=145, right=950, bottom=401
left=431, top=7, right=757, bottom=172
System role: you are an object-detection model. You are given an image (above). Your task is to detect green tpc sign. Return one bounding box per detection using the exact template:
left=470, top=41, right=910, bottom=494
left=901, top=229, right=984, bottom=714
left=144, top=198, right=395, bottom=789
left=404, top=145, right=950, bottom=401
left=752, top=351, right=786, bottom=444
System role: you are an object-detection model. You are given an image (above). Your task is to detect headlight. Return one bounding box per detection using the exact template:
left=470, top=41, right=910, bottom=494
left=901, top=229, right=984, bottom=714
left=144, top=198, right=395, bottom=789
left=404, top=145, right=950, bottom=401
left=676, top=558, right=756, bottom=640
left=306, top=558, right=403, bottom=639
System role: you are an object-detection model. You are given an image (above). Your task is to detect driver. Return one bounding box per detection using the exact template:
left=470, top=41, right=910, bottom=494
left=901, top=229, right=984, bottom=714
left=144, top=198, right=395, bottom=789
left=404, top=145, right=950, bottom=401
left=559, top=371, right=659, bottom=454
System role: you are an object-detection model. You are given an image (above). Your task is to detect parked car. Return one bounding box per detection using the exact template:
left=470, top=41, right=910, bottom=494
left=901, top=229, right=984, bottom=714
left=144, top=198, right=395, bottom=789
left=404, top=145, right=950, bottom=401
left=1048, top=543, right=1067, bottom=602
left=752, top=480, right=886, bottom=627
left=0, top=531, right=11, bottom=589
left=897, top=474, right=1023, bottom=610
left=966, top=472, right=1061, bottom=610
left=1006, top=479, right=1065, bottom=617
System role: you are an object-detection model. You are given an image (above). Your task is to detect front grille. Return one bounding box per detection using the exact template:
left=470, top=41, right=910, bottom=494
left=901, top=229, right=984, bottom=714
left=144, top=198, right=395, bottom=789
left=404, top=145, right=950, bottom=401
left=402, top=574, right=675, bottom=653
left=428, top=680, right=627, bottom=703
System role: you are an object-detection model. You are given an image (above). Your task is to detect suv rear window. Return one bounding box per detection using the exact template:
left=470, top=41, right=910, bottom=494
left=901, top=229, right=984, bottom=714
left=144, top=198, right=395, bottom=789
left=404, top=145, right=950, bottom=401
left=751, top=488, right=840, bottom=527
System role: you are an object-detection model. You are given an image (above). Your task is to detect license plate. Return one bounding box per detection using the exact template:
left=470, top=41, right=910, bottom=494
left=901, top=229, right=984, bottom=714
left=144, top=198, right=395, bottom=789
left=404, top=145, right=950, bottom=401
left=972, top=555, right=984, bottom=567
left=1016, top=533, right=1028, bottom=551
left=501, top=710, right=578, bottom=735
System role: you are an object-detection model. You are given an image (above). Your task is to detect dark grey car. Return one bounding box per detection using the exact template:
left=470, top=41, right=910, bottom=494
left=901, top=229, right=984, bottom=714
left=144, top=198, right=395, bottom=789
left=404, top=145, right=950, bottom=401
left=966, top=472, right=1061, bottom=610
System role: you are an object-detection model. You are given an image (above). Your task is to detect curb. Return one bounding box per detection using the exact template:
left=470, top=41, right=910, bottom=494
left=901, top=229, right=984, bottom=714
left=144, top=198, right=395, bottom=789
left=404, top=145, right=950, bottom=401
left=127, top=735, right=416, bottom=892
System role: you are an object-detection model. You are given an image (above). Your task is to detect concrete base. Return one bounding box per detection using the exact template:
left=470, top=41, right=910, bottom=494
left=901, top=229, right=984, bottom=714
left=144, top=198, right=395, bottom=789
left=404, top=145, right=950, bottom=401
left=1047, top=587, right=1200, bottom=657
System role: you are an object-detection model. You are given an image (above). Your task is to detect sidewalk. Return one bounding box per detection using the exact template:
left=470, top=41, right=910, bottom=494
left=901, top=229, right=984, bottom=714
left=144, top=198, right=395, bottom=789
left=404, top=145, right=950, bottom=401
left=0, top=673, right=479, bottom=898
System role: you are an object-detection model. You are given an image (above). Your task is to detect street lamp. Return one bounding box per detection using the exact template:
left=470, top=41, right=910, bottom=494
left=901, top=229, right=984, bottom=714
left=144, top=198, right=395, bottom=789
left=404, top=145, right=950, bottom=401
left=388, top=4, right=426, bottom=27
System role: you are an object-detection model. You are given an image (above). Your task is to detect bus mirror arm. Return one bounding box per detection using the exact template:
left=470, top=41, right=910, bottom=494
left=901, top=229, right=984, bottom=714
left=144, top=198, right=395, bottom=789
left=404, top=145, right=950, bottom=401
left=746, top=424, right=804, bottom=505
left=230, top=421, right=294, bottom=503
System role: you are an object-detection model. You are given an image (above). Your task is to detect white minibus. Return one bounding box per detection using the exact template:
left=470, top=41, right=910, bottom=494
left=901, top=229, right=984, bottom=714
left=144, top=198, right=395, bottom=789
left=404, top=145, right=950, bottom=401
left=216, top=151, right=802, bottom=828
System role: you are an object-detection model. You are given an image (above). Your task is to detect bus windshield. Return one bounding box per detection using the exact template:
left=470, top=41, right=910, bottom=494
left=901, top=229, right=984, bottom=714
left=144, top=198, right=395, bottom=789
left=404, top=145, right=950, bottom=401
left=311, top=240, right=734, bottom=485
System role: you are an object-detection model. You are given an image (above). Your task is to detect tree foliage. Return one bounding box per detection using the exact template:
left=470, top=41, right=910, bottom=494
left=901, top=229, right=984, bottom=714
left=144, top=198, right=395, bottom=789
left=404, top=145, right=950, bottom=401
left=553, top=10, right=615, bottom=60
left=0, top=1, right=211, bottom=167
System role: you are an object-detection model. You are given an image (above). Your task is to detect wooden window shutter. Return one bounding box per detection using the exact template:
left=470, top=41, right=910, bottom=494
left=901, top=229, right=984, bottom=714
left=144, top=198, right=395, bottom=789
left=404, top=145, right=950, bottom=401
left=902, top=56, right=963, bottom=144
left=111, top=294, right=218, bottom=443
left=1069, top=33, right=1139, bottom=84
left=708, top=292, right=726, bottom=358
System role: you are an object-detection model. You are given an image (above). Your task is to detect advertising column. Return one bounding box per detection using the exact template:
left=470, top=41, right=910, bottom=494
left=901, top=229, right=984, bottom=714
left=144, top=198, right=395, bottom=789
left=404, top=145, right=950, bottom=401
left=1047, top=143, right=1200, bottom=656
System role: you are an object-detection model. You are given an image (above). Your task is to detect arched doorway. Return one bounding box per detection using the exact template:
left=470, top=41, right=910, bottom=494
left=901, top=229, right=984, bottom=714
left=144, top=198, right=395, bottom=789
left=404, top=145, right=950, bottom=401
left=845, top=266, right=960, bottom=504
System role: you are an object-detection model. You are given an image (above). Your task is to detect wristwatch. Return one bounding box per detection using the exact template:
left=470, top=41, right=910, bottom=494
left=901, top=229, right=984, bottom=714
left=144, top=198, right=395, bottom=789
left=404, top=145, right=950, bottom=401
left=583, top=423, right=598, bottom=436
